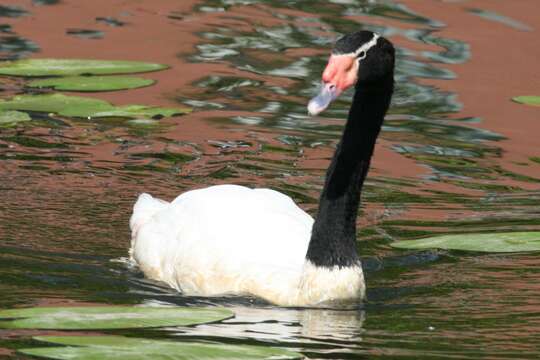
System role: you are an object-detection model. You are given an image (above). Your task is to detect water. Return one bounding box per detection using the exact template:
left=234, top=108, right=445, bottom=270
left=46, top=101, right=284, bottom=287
left=1, top=0, right=540, bottom=358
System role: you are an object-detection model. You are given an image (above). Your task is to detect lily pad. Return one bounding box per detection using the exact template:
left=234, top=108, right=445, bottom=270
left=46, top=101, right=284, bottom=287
left=0, top=110, right=31, bottom=126
left=390, top=232, right=540, bottom=253
left=60, top=104, right=191, bottom=118
left=19, top=335, right=302, bottom=359
left=0, top=306, right=233, bottom=330
left=0, top=93, right=191, bottom=119
left=27, top=76, right=155, bottom=92
left=512, top=96, right=540, bottom=106
left=0, top=59, right=168, bottom=77
left=0, top=93, right=111, bottom=114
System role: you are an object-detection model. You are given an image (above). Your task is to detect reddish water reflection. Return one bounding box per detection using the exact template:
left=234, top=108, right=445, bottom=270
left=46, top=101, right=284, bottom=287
left=1, top=0, right=540, bottom=358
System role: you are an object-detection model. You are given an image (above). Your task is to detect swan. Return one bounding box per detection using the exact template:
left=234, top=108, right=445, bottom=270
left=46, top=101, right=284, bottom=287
left=130, top=31, right=395, bottom=306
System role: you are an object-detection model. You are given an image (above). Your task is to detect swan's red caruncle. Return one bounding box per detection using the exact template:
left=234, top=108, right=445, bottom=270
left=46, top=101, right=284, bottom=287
left=322, top=55, right=359, bottom=92
left=307, top=55, right=359, bottom=116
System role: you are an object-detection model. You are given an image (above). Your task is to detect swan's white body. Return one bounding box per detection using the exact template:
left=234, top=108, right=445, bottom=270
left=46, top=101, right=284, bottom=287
left=130, top=185, right=365, bottom=306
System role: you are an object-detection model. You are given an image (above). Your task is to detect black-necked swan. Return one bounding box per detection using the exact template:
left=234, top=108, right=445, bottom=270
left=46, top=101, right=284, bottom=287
left=130, top=31, right=395, bottom=306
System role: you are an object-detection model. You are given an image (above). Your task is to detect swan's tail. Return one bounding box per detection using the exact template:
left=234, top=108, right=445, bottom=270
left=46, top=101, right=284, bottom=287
left=130, top=193, right=169, bottom=239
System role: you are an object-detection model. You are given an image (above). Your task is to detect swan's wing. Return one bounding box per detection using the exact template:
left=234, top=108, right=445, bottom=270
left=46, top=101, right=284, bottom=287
left=131, top=185, right=314, bottom=282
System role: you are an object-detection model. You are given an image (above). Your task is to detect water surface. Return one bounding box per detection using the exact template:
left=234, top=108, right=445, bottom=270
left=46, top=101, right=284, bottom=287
left=1, top=0, right=539, bottom=358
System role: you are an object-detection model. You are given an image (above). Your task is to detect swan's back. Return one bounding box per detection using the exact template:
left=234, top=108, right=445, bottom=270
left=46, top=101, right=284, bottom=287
left=130, top=185, right=314, bottom=303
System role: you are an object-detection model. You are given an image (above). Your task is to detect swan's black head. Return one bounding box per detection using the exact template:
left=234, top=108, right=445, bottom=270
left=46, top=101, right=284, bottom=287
left=308, top=30, right=395, bottom=115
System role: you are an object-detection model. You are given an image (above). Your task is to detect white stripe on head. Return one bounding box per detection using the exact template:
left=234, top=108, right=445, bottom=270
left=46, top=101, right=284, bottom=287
left=334, top=33, right=380, bottom=60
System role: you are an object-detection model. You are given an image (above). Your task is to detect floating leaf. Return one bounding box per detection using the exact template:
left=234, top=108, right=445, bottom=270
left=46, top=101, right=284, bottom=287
left=0, top=93, right=191, bottom=119
left=512, top=96, right=540, bottom=106
left=19, top=335, right=302, bottom=359
left=390, top=232, right=540, bottom=253
left=0, top=59, right=168, bottom=77
left=74, top=104, right=190, bottom=118
left=27, top=76, right=155, bottom=92
left=0, top=110, right=30, bottom=126
left=0, top=306, right=233, bottom=330
left=0, top=93, right=111, bottom=114
left=59, top=104, right=191, bottom=118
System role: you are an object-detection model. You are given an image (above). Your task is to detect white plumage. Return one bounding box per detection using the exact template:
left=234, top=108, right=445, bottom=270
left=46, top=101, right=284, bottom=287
left=129, top=185, right=364, bottom=306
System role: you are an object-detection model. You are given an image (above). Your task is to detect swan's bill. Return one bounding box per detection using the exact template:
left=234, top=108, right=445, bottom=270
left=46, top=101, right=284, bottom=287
left=308, top=55, right=359, bottom=116
left=308, top=82, right=340, bottom=116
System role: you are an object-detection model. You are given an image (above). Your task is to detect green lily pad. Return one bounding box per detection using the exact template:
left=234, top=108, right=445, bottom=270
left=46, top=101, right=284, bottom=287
left=27, top=76, right=155, bottom=92
left=20, top=335, right=302, bottom=359
left=0, top=110, right=31, bottom=126
left=0, top=306, right=233, bottom=330
left=106, top=105, right=190, bottom=118
left=0, top=93, right=191, bottom=119
left=0, top=59, right=168, bottom=77
left=512, top=96, right=540, bottom=106
left=0, top=93, right=111, bottom=114
left=61, top=104, right=191, bottom=118
left=390, top=232, right=540, bottom=253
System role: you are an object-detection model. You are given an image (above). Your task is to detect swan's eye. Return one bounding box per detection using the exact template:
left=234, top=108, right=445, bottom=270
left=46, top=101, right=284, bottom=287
left=357, top=51, right=366, bottom=59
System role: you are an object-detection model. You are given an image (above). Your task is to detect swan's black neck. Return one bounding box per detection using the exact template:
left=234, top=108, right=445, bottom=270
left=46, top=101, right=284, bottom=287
left=306, top=78, right=393, bottom=268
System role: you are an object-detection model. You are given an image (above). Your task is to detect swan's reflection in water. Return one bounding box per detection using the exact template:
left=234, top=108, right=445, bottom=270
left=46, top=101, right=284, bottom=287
left=173, top=305, right=365, bottom=350
left=132, top=278, right=365, bottom=350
